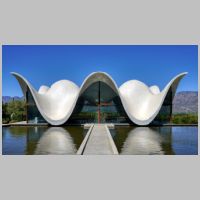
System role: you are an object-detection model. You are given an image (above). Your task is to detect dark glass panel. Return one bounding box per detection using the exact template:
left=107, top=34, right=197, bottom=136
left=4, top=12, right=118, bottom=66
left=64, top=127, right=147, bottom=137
left=67, top=81, right=131, bottom=124
left=152, top=88, right=173, bottom=125
left=26, top=88, right=46, bottom=123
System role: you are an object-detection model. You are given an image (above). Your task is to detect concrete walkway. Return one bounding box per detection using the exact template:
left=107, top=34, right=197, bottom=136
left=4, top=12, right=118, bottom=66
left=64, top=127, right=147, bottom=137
left=82, top=124, right=118, bottom=155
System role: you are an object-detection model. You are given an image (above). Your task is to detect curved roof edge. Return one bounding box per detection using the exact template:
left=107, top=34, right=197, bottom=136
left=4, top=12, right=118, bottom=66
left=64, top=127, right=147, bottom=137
left=11, top=71, right=187, bottom=125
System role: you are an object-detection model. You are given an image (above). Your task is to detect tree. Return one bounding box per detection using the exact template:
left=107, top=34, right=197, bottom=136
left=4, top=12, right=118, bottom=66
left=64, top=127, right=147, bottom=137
left=3, top=100, right=26, bottom=123
left=2, top=102, right=10, bottom=123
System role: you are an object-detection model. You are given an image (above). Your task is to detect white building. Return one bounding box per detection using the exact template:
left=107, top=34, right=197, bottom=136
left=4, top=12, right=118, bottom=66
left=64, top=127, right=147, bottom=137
left=12, top=71, right=187, bottom=125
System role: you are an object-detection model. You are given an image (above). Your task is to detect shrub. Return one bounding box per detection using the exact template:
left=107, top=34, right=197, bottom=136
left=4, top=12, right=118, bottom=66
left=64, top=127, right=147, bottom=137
left=172, top=113, right=198, bottom=124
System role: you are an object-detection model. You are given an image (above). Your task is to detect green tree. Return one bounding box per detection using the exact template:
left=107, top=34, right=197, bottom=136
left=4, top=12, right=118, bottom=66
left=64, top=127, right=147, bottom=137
left=3, top=100, right=26, bottom=123
left=2, top=102, right=10, bottom=123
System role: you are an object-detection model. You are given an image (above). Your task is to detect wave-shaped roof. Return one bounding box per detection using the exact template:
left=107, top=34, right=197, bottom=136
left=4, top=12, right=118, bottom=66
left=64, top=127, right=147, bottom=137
left=11, top=71, right=187, bottom=125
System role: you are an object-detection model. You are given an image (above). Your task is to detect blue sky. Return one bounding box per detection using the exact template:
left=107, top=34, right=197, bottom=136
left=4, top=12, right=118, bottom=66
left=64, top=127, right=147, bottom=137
left=2, top=45, right=198, bottom=96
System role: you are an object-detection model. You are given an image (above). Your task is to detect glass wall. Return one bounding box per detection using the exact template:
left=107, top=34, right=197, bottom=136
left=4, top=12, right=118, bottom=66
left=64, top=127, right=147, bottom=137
left=67, top=81, right=131, bottom=124
left=26, top=88, right=46, bottom=123
left=151, top=87, right=173, bottom=125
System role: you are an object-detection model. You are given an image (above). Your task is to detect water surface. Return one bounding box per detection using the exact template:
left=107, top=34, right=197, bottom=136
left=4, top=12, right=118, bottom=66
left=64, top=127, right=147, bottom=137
left=2, top=126, right=86, bottom=155
left=110, top=126, right=198, bottom=155
left=2, top=125, right=198, bottom=155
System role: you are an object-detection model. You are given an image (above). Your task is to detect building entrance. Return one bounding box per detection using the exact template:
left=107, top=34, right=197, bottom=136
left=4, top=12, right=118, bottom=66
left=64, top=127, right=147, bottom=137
left=67, top=81, right=130, bottom=124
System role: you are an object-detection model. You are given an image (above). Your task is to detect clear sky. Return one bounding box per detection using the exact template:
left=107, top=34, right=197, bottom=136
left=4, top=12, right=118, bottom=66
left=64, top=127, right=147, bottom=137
left=2, top=45, right=198, bottom=97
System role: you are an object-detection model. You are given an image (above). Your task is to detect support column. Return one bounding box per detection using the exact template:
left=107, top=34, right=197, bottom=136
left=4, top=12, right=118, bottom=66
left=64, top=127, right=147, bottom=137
left=98, top=104, right=100, bottom=124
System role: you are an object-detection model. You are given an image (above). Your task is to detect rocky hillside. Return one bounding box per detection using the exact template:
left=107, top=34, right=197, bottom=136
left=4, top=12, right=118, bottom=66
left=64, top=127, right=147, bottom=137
left=173, top=91, right=198, bottom=114
left=2, top=96, right=24, bottom=103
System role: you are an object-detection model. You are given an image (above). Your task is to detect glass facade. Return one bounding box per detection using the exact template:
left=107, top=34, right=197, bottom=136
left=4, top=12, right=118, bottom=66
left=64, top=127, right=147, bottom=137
left=151, top=87, right=172, bottom=125
left=26, top=88, right=46, bottom=123
left=67, top=81, right=131, bottom=124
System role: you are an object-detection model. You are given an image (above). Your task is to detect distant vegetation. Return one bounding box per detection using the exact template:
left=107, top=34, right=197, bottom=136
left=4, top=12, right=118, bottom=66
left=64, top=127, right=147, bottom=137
left=2, top=100, right=26, bottom=124
left=172, top=113, right=198, bottom=124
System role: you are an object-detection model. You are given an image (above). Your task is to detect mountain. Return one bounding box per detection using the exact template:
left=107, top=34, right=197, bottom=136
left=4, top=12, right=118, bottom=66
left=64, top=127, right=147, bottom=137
left=2, top=96, right=24, bottom=103
left=173, top=91, right=198, bottom=114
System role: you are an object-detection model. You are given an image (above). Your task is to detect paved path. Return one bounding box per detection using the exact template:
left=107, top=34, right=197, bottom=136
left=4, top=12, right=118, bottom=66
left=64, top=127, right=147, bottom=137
left=83, top=124, right=118, bottom=155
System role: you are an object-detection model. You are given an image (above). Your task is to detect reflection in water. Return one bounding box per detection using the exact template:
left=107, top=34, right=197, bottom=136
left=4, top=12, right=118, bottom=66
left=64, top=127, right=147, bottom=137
left=111, top=126, right=197, bottom=155
left=2, top=125, right=198, bottom=155
left=34, top=127, right=77, bottom=155
left=171, top=127, right=198, bottom=155
left=2, top=126, right=85, bottom=155
left=120, top=127, right=164, bottom=155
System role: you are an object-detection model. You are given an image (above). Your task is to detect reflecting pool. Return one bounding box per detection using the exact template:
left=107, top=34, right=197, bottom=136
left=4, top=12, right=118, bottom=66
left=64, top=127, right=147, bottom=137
left=2, top=125, right=198, bottom=155
left=2, top=126, right=87, bottom=155
left=110, top=126, right=198, bottom=155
